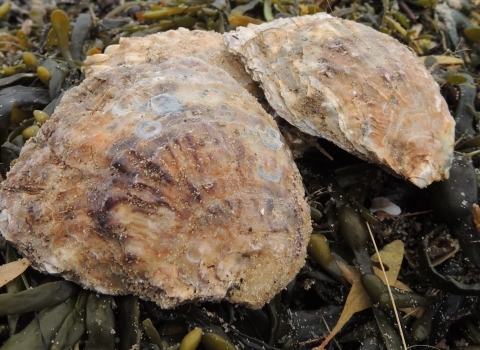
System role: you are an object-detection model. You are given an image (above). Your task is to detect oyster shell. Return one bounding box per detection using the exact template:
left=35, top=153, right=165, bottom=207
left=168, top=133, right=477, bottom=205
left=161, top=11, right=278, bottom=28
left=0, top=58, right=311, bottom=309
left=83, top=28, right=262, bottom=98
left=224, top=13, right=455, bottom=188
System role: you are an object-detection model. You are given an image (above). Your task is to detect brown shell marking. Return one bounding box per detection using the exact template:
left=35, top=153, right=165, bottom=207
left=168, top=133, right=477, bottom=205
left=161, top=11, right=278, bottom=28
left=0, top=58, right=311, bottom=309
left=83, top=28, right=262, bottom=99
left=224, top=13, right=455, bottom=188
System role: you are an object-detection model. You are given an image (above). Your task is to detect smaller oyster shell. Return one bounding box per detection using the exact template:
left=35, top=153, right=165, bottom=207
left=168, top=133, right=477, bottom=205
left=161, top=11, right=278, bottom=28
left=0, top=57, right=311, bottom=309
left=224, top=13, right=455, bottom=188
left=83, top=28, right=262, bottom=98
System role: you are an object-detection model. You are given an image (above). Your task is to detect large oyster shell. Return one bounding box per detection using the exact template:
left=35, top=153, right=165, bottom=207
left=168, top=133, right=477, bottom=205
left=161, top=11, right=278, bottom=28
left=0, top=58, right=311, bottom=309
left=224, top=13, right=455, bottom=188
left=83, top=28, right=262, bottom=98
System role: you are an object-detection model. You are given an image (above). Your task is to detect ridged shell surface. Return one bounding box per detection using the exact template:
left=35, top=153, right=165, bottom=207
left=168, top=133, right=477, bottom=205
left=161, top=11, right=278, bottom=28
left=83, top=28, right=261, bottom=98
left=0, top=58, right=311, bottom=309
left=223, top=13, right=455, bottom=188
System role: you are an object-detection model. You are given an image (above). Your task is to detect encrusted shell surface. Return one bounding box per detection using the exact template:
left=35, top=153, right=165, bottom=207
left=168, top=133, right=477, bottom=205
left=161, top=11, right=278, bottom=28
left=0, top=58, right=311, bottom=309
left=83, top=28, right=262, bottom=98
left=224, top=13, right=455, bottom=188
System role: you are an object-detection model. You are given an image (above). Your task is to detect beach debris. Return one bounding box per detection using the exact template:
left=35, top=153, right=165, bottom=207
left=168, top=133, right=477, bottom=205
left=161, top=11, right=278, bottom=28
left=370, top=197, right=402, bottom=216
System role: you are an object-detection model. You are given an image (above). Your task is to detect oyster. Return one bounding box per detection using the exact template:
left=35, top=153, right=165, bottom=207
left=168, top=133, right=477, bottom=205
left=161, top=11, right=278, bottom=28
left=224, top=13, right=455, bottom=188
left=83, top=28, right=262, bottom=98
left=0, top=58, right=311, bottom=309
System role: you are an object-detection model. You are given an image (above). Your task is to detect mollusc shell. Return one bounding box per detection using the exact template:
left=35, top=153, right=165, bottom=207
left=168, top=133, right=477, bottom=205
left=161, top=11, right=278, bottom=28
left=83, top=28, right=262, bottom=98
left=224, top=13, right=455, bottom=188
left=0, top=58, right=311, bottom=309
